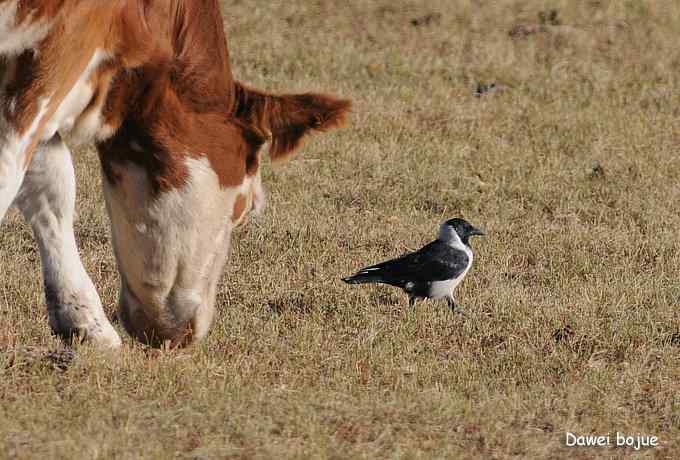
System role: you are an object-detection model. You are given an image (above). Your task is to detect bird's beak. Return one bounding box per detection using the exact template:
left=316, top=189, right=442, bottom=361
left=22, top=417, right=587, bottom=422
left=470, top=227, right=485, bottom=237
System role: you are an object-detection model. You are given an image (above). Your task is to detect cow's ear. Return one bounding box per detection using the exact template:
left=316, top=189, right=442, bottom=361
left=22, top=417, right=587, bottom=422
left=265, top=93, right=351, bottom=161
left=233, top=82, right=351, bottom=162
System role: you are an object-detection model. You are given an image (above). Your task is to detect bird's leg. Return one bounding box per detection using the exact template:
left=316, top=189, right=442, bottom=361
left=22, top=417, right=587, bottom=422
left=409, top=296, right=417, bottom=308
left=447, top=297, right=466, bottom=316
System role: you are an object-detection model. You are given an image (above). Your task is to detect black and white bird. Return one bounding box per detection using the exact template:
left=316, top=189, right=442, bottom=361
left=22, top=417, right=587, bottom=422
left=342, top=218, right=484, bottom=312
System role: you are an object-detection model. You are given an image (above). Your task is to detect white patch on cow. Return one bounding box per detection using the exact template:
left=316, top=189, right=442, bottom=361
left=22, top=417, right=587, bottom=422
left=43, top=49, right=110, bottom=141
left=0, top=1, right=52, bottom=56
left=0, top=96, right=49, bottom=219
left=102, top=157, right=253, bottom=343
left=12, top=138, right=121, bottom=347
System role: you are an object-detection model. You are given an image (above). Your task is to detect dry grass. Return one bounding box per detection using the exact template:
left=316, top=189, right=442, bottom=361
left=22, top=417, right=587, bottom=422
left=1, top=0, right=680, bottom=458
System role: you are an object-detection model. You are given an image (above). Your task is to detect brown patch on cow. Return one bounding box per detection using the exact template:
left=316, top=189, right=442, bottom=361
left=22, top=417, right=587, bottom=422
left=231, top=193, right=248, bottom=224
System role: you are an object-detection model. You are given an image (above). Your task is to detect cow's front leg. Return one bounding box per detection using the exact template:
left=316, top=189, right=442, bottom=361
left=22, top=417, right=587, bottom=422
left=0, top=124, right=26, bottom=221
left=13, top=136, right=121, bottom=347
left=0, top=151, right=25, bottom=219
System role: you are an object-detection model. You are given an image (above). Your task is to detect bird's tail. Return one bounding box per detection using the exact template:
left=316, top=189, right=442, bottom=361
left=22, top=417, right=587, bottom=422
left=341, top=268, right=384, bottom=285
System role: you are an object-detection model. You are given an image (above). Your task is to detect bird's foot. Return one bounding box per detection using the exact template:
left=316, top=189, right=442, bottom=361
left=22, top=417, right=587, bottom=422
left=446, top=298, right=467, bottom=316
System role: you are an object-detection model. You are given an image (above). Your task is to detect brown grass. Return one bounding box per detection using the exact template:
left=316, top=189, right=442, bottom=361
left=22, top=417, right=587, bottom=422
left=1, top=0, right=679, bottom=458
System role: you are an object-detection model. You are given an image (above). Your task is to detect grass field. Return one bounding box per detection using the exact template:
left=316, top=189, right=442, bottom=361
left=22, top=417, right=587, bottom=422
left=1, top=0, right=680, bottom=458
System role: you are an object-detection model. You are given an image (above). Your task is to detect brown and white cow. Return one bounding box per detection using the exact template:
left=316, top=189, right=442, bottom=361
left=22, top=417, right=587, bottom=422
left=0, top=1, right=350, bottom=347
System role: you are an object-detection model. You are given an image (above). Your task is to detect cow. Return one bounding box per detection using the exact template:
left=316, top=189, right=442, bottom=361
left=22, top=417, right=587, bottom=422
left=0, top=0, right=350, bottom=348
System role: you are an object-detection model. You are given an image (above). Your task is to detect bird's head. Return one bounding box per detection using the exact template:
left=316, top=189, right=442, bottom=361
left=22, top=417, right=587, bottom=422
left=439, top=218, right=485, bottom=246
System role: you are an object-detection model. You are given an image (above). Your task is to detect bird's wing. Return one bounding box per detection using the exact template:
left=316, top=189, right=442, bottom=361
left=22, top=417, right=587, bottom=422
left=358, top=241, right=469, bottom=286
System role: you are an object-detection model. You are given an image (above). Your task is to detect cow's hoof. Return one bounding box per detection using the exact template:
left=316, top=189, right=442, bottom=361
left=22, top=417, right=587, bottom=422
left=49, top=309, right=122, bottom=349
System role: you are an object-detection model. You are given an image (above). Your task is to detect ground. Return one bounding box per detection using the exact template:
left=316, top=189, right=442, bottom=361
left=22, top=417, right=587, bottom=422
left=1, top=0, right=679, bottom=458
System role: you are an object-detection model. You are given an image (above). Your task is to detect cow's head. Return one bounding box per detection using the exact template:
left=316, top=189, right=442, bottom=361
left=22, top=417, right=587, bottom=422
left=97, top=79, right=350, bottom=347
